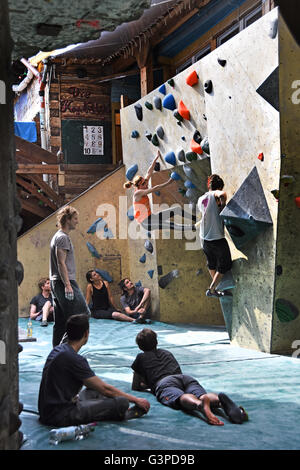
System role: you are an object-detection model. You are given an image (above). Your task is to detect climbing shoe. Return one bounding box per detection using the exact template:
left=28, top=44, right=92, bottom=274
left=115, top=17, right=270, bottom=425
left=205, top=289, right=225, bottom=298
left=41, top=321, right=48, bottom=327
left=125, top=405, right=147, bottom=420
left=133, top=316, right=147, bottom=324
left=218, top=393, right=248, bottom=424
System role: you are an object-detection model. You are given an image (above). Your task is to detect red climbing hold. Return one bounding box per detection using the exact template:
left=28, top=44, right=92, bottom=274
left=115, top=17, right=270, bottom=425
left=190, top=139, right=203, bottom=154
left=295, top=197, right=300, bottom=208
left=258, top=152, right=264, bottom=161
left=178, top=100, right=190, bottom=120
left=186, top=70, right=198, bottom=86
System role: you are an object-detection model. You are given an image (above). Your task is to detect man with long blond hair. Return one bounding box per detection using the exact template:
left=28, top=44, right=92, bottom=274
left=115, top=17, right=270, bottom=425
left=50, top=206, right=90, bottom=346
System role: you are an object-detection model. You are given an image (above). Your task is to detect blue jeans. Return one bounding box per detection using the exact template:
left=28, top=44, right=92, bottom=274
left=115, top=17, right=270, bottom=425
left=51, top=280, right=90, bottom=347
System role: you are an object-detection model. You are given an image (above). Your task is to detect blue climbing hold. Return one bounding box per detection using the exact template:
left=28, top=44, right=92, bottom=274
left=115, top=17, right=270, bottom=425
left=103, top=227, right=114, bottom=239
left=135, top=281, right=142, bottom=287
left=86, top=242, right=101, bottom=259
left=131, top=130, right=139, bottom=138
left=163, top=94, right=176, bottom=111
left=158, top=84, right=166, bottom=95
left=139, top=253, right=146, bottom=263
left=95, top=269, right=113, bottom=283
left=147, top=270, right=154, bottom=279
left=164, top=151, right=176, bottom=166
left=126, top=163, right=138, bottom=181
left=154, top=191, right=160, bottom=196
left=144, top=240, right=153, bottom=253
left=184, top=180, right=196, bottom=189
left=87, top=218, right=106, bottom=234
left=171, top=172, right=181, bottom=181
left=127, top=206, right=134, bottom=221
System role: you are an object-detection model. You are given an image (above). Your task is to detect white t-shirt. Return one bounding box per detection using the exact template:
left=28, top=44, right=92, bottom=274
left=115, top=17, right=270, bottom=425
left=197, top=191, right=224, bottom=242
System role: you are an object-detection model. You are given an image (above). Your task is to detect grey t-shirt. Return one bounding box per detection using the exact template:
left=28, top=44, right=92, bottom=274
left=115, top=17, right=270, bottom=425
left=50, top=230, right=76, bottom=281
left=197, top=191, right=224, bottom=242
left=120, top=286, right=145, bottom=311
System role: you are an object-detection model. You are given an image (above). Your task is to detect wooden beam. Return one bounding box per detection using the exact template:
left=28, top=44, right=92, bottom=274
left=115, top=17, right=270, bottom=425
left=15, top=136, right=57, bottom=164
left=29, top=174, right=62, bottom=206
left=18, top=192, right=53, bottom=218
left=16, top=176, right=58, bottom=210
left=16, top=164, right=59, bottom=174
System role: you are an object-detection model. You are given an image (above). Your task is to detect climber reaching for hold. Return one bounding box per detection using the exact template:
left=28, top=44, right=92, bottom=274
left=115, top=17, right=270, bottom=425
left=124, top=150, right=196, bottom=232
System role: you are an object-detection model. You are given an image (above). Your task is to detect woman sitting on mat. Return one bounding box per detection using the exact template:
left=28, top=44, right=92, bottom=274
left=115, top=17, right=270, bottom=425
left=124, top=150, right=196, bottom=232
left=85, top=270, right=135, bottom=322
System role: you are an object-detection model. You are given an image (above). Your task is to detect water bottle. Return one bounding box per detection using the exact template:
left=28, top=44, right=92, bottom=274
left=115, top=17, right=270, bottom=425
left=27, top=319, right=32, bottom=338
left=49, top=424, right=95, bottom=445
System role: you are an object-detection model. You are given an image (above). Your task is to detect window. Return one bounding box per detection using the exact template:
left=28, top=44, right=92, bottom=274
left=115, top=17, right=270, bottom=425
left=176, top=45, right=211, bottom=73
left=217, top=5, right=262, bottom=47
left=217, top=24, right=240, bottom=46
left=243, top=6, right=262, bottom=28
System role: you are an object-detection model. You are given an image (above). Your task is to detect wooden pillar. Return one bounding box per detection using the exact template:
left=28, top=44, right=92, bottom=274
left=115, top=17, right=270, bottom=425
left=0, top=0, right=22, bottom=450
left=136, top=40, right=154, bottom=97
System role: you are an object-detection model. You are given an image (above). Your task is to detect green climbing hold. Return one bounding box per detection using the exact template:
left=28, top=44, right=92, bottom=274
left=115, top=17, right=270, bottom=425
left=275, top=298, right=299, bottom=323
left=151, top=134, right=159, bottom=146
left=145, top=101, right=153, bottom=110
left=186, top=151, right=197, bottom=161
left=168, top=78, right=175, bottom=87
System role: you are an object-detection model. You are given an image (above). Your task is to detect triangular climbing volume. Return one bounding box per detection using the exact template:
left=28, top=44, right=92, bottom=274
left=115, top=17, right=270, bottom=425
left=220, top=166, right=273, bottom=249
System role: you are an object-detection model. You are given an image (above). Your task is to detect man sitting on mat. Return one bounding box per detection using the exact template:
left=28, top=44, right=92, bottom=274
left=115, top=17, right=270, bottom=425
left=131, top=328, right=248, bottom=426
left=38, top=314, right=150, bottom=427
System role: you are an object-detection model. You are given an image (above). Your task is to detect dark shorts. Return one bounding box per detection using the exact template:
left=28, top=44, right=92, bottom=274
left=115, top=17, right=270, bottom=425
left=91, top=307, right=115, bottom=320
left=155, top=374, right=207, bottom=409
left=35, top=311, right=54, bottom=322
left=203, top=238, right=232, bottom=274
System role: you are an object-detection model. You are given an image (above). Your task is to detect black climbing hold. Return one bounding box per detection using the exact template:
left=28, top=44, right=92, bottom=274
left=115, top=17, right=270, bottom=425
left=276, top=265, right=283, bottom=276
left=204, top=80, right=213, bottom=94
left=151, top=134, right=159, bottom=146
left=168, top=78, right=175, bottom=87
left=144, top=240, right=153, bottom=254
left=145, top=101, right=153, bottom=110
left=181, top=136, right=186, bottom=141
left=157, top=265, right=163, bottom=275
left=203, top=114, right=207, bottom=121
left=256, top=66, right=279, bottom=111
left=134, top=103, right=143, bottom=121
left=193, top=130, right=202, bottom=144
left=177, top=121, right=182, bottom=126
left=159, top=270, right=179, bottom=289
left=177, top=149, right=185, bottom=162
left=220, top=166, right=273, bottom=250
left=269, top=18, right=278, bottom=39
left=217, top=58, right=227, bottom=67
left=15, top=261, right=24, bottom=286
left=154, top=162, right=160, bottom=172
left=131, top=130, right=139, bottom=138
left=185, top=151, right=197, bottom=161
left=200, top=136, right=209, bottom=154
left=154, top=96, right=162, bottom=110
left=173, top=109, right=183, bottom=121
left=156, top=126, right=164, bottom=139
left=145, top=131, right=152, bottom=141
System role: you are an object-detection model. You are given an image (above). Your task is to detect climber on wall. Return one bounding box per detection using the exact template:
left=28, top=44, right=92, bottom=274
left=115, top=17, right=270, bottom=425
left=124, top=150, right=196, bottom=233
left=196, top=174, right=232, bottom=298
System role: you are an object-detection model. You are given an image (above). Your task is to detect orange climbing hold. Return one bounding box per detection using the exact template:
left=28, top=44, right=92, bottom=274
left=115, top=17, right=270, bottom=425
left=295, top=197, right=300, bottom=208
left=178, top=100, right=190, bottom=120
left=190, top=139, right=203, bottom=154
left=186, top=70, right=198, bottom=86
left=258, top=152, right=264, bottom=161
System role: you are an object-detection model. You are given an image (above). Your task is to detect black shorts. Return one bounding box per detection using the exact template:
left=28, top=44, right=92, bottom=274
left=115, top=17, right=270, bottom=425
left=155, top=374, right=207, bottom=409
left=203, top=238, right=232, bottom=274
left=91, top=307, right=115, bottom=319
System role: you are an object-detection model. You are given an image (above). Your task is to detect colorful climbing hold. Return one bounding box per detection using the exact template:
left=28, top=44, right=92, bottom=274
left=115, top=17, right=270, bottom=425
left=257, top=152, right=264, bottom=161
left=158, top=269, right=179, bottom=289
left=181, top=136, right=186, bottom=141
left=131, top=130, right=139, bottom=138
left=217, top=58, right=227, bottom=67
left=177, top=149, right=185, bottom=162
left=95, top=269, right=113, bottom=283
left=163, top=94, right=176, bottom=111
left=134, top=103, right=143, bottom=121
left=295, top=197, right=300, bottom=208
left=139, top=253, right=146, bottom=263
left=271, top=189, right=280, bottom=200
left=178, top=187, right=186, bottom=196
left=276, top=298, right=299, bottom=322
left=156, top=126, right=164, bottom=139
left=190, top=140, right=203, bottom=155
left=164, top=151, right=176, bottom=166
left=186, top=70, right=198, bottom=86
left=193, top=130, right=202, bottom=144
left=127, top=206, right=134, bottom=221
left=154, top=96, right=162, bottom=110
left=178, top=100, right=190, bottom=120
left=144, top=240, right=153, bottom=254
left=147, top=270, right=154, bottom=279
left=204, top=80, right=213, bottom=94
left=87, top=217, right=106, bottom=234
left=145, top=101, right=153, bottom=110
left=167, top=78, right=175, bottom=87
left=86, top=242, right=101, bottom=259
left=135, top=281, right=142, bottom=288
left=126, top=163, right=138, bottom=180
left=173, top=109, right=183, bottom=122
left=184, top=180, right=196, bottom=189
left=158, top=84, right=166, bottom=95
left=185, top=151, right=197, bottom=161
left=154, top=162, right=160, bottom=172
left=200, top=136, right=210, bottom=154
left=171, top=172, right=181, bottom=181
left=145, top=131, right=152, bottom=141
left=151, top=134, right=159, bottom=146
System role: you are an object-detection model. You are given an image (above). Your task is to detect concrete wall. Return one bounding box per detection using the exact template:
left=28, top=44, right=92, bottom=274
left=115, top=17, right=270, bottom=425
left=18, top=167, right=130, bottom=316
left=271, top=14, right=300, bottom=354
left=120, top=8, right=299, bottom=351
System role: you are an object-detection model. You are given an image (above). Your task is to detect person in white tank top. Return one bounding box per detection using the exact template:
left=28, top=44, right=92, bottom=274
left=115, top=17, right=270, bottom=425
left=197, top=175, right=232, bottom=298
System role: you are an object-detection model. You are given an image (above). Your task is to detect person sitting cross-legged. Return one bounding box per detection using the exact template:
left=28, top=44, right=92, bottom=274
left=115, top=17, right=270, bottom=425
left=38, top=314, right=150, bottom=427
left=119, top=278, right=151, bottom=324
left=131, top=328, right=248, bottom=426
left=29, top=278, right=54, bottom=327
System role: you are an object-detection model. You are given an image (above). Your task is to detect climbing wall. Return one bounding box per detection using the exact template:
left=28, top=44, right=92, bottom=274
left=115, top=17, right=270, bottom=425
left=17, top=167, right=130, bottom=315
left=121, top=8, right=300, bottom=352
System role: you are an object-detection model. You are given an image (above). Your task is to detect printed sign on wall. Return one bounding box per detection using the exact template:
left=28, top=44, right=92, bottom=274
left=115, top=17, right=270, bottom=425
left=83, top=125, right=104, bottom=155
